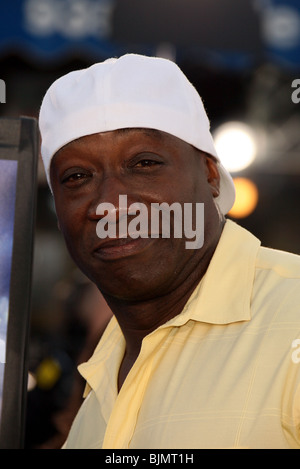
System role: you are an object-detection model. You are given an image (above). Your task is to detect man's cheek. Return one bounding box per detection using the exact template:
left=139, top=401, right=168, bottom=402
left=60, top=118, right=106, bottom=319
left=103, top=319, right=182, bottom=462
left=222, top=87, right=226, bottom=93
left=59, top=222, right=85, bottom=256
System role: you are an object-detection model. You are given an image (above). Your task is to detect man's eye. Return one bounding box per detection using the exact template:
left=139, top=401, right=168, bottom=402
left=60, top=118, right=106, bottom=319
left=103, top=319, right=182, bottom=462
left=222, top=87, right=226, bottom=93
left=135, top=159, right=161, bottom=168
left=62, top=171, right=89, bottom=184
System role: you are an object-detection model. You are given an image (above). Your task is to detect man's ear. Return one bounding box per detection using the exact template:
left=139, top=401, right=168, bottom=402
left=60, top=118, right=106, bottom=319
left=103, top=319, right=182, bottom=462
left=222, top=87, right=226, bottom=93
left=204, top=155, right=220, bottom=199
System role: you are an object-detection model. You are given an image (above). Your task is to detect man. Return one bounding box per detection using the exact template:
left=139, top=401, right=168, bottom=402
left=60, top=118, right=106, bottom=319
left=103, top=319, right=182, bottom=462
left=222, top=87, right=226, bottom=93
left=39, top=54, right=300, bottom=449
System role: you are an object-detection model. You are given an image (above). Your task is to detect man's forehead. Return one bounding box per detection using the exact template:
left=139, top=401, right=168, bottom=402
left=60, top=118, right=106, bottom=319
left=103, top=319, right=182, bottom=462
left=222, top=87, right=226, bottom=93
left=114, top=128, right=164, bottom=139
left=51, top=128, right=179, bottom=173
left=49, top=129, right=207, bottom=184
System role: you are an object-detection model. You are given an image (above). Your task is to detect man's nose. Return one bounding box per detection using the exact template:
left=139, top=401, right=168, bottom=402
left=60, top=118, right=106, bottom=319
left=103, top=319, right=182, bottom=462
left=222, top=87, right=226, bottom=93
left=87, top=174, right=134, bottom=223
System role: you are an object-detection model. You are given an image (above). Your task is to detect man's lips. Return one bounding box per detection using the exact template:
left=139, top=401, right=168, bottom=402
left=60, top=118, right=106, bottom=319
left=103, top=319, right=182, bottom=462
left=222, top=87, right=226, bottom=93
left=93, top=235, right=157, bottom=260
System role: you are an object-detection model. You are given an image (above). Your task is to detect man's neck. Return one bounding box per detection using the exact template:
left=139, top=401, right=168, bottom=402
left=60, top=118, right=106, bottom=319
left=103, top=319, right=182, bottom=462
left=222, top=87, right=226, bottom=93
left=104, top=219, right=224, bottom=358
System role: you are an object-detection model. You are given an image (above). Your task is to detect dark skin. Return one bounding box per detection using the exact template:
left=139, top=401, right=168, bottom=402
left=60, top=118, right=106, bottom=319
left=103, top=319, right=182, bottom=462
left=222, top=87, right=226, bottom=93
left=50, top=128, right=225, bottom=390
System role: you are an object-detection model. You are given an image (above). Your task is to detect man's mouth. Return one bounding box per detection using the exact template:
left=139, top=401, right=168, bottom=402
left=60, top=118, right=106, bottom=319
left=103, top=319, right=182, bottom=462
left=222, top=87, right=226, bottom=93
left=93, top=235, right=156, bottom=260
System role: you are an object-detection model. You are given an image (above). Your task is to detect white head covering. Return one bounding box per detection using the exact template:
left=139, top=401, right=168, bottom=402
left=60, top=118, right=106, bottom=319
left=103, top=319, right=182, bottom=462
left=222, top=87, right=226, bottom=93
left=39, top=53, right=235, bottom=214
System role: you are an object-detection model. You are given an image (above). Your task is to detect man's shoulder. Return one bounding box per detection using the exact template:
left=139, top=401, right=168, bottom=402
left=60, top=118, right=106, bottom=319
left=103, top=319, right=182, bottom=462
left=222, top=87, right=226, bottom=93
left=256, top=244, right=300, bottom=280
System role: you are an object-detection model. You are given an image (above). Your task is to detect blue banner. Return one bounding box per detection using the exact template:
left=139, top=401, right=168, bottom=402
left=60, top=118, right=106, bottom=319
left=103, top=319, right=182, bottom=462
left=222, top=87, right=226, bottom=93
left=0, top=0, right=118, bottom=62
left=256, top=0, right=300, bottom=70
left=0, top=0, right=300, bottom=70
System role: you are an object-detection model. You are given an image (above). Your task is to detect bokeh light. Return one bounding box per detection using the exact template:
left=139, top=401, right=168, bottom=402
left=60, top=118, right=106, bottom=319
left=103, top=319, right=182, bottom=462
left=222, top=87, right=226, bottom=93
left=229, top=177, right=259, bottom=218
left=213, top=121, right=257, bottom=172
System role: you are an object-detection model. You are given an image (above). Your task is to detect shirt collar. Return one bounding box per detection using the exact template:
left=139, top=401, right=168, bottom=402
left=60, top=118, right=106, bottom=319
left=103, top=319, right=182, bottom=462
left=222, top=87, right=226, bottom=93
left=162, top=219, right=261, bottom=327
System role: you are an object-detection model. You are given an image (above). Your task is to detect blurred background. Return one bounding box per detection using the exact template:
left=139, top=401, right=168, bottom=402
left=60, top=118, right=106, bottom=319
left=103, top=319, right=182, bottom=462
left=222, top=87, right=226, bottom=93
left=0, top=0, right=300, bottom=448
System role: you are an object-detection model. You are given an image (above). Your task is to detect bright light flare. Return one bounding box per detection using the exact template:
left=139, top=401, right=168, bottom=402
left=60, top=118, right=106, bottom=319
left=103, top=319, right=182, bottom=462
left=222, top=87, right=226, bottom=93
left=229, top=177, right=259, bottom=219
left=213, top=122, right=257, bottom=172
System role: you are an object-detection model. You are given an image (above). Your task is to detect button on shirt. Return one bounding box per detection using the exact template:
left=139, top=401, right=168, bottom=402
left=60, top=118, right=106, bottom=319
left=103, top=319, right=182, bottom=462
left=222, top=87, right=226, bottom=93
left=63, top=220, right=300, bottom=449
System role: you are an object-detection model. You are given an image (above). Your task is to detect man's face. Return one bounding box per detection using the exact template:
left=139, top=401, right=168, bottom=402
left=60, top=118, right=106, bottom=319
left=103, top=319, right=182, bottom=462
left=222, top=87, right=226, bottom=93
left=50, top=129, right=221, bottom=301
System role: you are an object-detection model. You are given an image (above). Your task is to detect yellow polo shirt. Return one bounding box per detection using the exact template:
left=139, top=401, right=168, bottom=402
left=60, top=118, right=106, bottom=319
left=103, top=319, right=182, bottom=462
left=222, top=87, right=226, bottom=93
left=63, top=220, right=300, bottom=449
